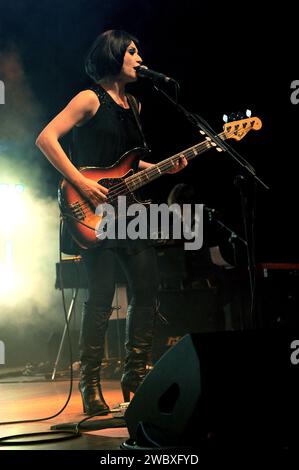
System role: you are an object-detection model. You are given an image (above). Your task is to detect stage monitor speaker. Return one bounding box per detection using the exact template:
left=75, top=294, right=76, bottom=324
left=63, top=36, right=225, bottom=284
left=125, top=329, right=299, bottom=450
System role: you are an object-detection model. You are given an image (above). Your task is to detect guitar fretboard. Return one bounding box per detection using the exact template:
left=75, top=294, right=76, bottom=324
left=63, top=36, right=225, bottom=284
left=125, top=133, right=225, bottom=192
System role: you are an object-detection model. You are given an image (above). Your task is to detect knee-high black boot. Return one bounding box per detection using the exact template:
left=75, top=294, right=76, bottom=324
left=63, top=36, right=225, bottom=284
left=120, top=305, right=156, bottom=402
left=79, top=302, right=111, bottom=415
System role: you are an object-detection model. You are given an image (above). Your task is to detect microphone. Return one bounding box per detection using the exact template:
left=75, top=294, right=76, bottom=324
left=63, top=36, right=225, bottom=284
left=135, top=65, right=175, bottom=83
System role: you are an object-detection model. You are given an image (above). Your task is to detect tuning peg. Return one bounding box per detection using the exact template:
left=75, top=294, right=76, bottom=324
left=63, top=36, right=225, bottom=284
left=223, top=114, right=228, bottom=123
left=246, top=109, right=252, bottom=117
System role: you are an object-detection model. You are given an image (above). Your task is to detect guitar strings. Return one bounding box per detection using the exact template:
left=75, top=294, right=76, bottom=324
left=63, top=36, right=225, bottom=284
left=76, top=142, right=208, bottom=214
left=74, top=122, right=251, bottom=215
left=77, top=134, right=221, bottom=213
left=107, top=132, right=222, bottom=197
left=106, top=120, right=254, bottom=201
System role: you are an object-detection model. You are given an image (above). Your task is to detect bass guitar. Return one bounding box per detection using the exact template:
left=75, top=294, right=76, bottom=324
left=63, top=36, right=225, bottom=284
left=58, top=115, right=262, bottom=249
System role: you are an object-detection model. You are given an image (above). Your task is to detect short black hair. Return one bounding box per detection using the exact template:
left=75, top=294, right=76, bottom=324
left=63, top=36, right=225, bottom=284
left=85, top=29, right=140, bottom=82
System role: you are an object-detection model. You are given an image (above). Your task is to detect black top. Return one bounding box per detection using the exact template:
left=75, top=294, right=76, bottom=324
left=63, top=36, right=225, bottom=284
left=71, top=84, right=144, bottom=169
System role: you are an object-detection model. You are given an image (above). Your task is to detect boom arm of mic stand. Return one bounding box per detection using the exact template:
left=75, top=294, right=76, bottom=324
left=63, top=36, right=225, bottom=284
left=205, top=208, right=247, bottom=246
left=153, top=84, right=269, bottom=190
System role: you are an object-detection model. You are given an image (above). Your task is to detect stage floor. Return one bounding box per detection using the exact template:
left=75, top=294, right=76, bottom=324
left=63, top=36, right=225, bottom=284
left=0, top=372, right=293, bottom=464
left=0, top=377, right=128, bottom=450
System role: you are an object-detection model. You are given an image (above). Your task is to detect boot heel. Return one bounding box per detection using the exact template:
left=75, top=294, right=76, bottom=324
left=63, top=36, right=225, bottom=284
left=121, top=382, right=130, bottom=402
left=82, top=400, right=86, bottom=413
left=78, top=380, right=110, bottom=415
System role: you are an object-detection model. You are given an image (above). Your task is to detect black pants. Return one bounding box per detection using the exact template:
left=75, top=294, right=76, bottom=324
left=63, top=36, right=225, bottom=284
left=81, top=246, right=159, bottom=311
left=80, top=245, right=159, bottom=374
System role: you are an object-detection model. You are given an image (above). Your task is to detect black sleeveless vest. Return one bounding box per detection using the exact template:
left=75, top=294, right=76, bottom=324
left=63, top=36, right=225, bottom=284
left=71, top=84, right=144, bottom=169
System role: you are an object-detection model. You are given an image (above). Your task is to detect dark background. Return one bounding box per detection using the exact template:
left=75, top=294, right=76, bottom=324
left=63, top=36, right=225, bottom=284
left=1, top=0, right=298, bottom=263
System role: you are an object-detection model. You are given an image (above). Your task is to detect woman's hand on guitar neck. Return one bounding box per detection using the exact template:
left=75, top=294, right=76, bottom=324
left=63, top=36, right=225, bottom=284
left=167, top=156, right=188, bottom=174
left=76, top=176, right=109, bottom=206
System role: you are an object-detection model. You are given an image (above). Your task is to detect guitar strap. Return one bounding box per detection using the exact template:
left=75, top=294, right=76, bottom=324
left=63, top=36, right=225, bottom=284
left=127, top=94, right=150, bottom=151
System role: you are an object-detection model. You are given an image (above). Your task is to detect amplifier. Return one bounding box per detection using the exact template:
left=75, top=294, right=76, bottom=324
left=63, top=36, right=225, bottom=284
left=55, top=245, right=224, bottom=290
left=54, top=247, right=188, bottom=291
left=256, top=262, right=299, bottom=278
left=55, top=256, right=88, bottom=289
left=55, top=256, right=127, bottom=289
left=105, top=285, right=224, bottom=366
left=152, top=286, right=225, bottom=363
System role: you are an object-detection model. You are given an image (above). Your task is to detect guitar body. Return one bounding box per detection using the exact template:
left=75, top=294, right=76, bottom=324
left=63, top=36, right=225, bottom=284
left=58, top=147, right=147, bottom=249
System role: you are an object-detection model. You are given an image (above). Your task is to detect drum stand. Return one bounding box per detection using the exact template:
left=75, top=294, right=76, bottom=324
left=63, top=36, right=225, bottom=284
left=51, top=288, right=79, bottom=380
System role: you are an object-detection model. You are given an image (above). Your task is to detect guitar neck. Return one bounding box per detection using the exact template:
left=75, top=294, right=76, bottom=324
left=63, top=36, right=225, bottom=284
left=125, top=132, right=225, bottom=192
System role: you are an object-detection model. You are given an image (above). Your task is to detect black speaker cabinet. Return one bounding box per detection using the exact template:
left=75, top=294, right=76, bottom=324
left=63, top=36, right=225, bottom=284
left=125, top=329, right=299, bottom=450
left=152, top=287, right=225, bottom=362
left=105, top=286, right=225, bottom=366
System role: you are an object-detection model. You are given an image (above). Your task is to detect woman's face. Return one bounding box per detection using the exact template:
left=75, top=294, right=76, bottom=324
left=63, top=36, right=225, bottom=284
left=120, top=41, right=142, bottom=82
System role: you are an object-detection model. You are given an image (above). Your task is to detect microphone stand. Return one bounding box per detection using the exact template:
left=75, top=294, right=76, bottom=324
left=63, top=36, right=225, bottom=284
left=153, top=82, right=269, bottom=329
left=204, top=207, right=247, bottom=245
left=204, top=206, right=247, bottom=269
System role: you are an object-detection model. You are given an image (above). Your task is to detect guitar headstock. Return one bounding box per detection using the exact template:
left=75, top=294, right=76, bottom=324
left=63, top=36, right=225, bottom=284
left=223, top=110, right=262, bottom=141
